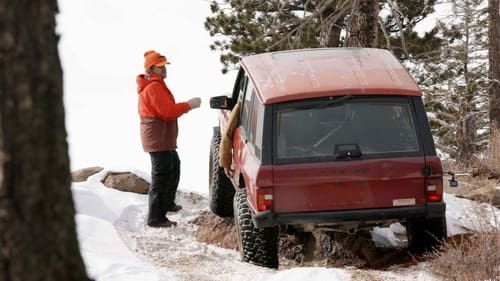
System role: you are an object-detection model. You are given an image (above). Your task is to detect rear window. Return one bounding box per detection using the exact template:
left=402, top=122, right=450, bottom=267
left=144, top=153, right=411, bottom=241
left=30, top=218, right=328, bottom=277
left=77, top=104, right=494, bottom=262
left=275, top=96, right=421, bottom=162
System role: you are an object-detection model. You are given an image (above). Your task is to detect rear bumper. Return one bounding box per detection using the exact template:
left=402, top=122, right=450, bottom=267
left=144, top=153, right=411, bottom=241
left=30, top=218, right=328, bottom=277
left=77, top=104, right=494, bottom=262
left=252, top=202, right=445, bottom=228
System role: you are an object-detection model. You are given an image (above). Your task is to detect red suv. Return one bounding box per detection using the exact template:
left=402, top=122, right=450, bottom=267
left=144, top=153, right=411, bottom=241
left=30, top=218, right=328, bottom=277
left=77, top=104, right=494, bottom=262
left=209, top=48, right=447, bottom=268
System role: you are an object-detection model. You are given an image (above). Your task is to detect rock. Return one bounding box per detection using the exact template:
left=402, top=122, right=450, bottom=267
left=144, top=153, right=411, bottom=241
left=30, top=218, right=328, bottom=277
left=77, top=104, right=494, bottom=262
left=458, top=186, right=500, bottom=207
left=71, top=166, right=103, bottom=182
left=472, top=166, right=499, bottom=179
left=101, top=172, right=150, bottom=194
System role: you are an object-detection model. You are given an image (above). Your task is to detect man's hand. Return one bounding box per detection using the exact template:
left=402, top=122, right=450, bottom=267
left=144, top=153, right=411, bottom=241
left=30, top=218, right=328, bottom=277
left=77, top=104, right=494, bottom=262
left=187, top=97, right=201, bottom=109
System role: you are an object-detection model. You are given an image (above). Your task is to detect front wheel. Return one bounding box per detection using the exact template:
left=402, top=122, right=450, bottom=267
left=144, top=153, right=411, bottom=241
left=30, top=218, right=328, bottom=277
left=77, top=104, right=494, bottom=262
left=208, top=132, right=235, bottom=217
left=234, top=191, right=279, bottom=269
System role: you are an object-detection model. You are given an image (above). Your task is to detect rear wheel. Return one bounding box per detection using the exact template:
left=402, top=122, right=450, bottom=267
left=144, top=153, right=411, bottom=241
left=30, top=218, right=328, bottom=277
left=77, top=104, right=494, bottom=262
left=406, top=217, right=447, bottom=254
left=208, top=131, right=235, bottom=217
left=234, top=191, right=279, bottom=269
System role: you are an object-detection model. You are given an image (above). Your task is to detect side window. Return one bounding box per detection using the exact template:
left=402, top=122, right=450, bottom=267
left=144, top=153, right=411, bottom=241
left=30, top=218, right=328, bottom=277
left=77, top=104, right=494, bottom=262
left=250, top=95, right=264, bottom=158
left=240, top=81, right=254, bottom=136
left=240, top=80, right=264, bottom=159
left=235, top=74, right=248, bottom=102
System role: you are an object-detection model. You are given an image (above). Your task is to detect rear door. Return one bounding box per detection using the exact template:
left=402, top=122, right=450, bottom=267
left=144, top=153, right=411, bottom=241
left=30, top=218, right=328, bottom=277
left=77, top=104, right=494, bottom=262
left=231, top=78, right=266, bottom=200
left=272, top=96, right=426, bottom=213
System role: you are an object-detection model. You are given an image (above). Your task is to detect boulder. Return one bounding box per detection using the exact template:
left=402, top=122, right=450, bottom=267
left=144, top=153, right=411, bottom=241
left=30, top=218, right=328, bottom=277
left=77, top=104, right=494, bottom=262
left=101, top=172, right=149, bottom=194
left=458, top=186, right=500, bottom=207
left=71, top=166, right=104, bottom=182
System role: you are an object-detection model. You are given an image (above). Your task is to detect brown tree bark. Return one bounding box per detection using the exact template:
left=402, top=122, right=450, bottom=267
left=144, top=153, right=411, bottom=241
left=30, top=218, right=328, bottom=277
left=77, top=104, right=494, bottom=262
left=320, top=0, right=345, bottom=47
left=489, top=0, right=500, bottom=130
left=0, top=1, right=91, bottom=280
left=456, top=103, right=477, bottom=168
left=347, top=0, right=379, bottom=47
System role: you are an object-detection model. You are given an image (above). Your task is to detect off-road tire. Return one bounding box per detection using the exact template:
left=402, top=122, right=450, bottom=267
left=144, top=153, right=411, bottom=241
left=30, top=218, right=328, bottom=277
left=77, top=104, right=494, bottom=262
left=208, top=131, right=235, bottom=217
left=406, top=217, right=447, bottom=254
left=233, top=191, right=279, bottom=269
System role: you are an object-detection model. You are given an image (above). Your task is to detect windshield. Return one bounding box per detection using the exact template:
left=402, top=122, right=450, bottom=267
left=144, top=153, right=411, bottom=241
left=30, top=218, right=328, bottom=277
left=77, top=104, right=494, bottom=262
left=275, top=96, right=420, bottom=161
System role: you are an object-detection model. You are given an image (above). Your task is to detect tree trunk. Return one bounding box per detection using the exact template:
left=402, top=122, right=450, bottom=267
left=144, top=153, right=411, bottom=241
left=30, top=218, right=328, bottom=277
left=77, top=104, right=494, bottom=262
left=0, top=1, right=91, bottom=280
left=489, top=0, right=500, bottom=130
left=347, top=0, right=379, bottom=47
left=320, top=0, right=344, bottom=47
left=457, top=103, right=477, bottom=168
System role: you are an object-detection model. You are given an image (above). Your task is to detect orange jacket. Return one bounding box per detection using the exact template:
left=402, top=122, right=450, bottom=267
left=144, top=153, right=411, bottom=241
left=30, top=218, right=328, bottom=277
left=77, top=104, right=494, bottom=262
left=136, top=74, right=190, bottom=120
left=136, top=74, right=190, bottom=152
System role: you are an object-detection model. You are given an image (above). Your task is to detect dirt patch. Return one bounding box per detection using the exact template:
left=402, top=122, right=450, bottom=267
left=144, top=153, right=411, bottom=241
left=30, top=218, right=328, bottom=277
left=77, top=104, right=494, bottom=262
left=192, top=212, right=414, bottom=269
left=190, top=211, right=238, bottom=250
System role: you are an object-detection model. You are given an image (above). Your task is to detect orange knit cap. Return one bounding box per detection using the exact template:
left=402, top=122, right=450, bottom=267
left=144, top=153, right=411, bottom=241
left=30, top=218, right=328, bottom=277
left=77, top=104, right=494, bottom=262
left=144, top=50, right=170, bottom=69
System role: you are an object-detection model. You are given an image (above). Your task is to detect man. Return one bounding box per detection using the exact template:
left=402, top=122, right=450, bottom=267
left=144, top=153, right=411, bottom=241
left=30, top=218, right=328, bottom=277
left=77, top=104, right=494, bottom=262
left=136, top=50, right=201, bottom=227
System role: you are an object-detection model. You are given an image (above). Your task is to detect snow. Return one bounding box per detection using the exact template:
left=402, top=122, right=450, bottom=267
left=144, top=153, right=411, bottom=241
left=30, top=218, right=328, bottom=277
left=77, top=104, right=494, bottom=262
left=57, top=1, right=499, bottom=280
left=71, top=169, right=500, bottom=281
left=72, top=170, right=346, bottom=281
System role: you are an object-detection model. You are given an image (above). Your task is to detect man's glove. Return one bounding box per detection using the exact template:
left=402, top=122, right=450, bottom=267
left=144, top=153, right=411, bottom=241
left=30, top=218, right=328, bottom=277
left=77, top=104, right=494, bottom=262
left=187, top=97, right=201, bottom=109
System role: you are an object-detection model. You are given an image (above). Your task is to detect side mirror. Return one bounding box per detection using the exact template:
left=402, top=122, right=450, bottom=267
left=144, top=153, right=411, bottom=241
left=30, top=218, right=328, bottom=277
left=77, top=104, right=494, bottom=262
left=210, top=95, right=233, bottom=109
left=448, top=172, right=459, bottom=187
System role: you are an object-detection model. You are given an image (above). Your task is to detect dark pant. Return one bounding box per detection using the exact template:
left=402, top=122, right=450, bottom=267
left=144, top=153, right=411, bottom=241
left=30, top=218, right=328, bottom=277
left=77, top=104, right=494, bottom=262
left=147, top=150, right=180, bottom=226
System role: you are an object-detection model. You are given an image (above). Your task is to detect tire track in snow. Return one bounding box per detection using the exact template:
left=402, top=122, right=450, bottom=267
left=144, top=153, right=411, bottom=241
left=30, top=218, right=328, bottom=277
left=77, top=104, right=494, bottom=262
left=112, top=190, right=464, bottom=281
left=114, top=191, right=271, bottom=281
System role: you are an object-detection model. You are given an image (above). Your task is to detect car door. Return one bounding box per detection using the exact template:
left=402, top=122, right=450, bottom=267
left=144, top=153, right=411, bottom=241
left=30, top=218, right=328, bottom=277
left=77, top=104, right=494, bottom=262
left=271, top=96, right=428, bottom=213
left=232, top=79, right=263, bottom=199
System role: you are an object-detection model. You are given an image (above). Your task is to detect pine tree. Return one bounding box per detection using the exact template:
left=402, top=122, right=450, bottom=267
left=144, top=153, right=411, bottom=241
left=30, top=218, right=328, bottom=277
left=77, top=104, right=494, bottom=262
left=205, top=0, right=442, bottom=73
left=379, top=0, right=442, bottom=60
left=489, top=0, right=500, bottom=130
left=418, top=0, right=489, bottom=167
left=205, top=0, right=349, bottom=73
left=346, top=0, right=379, bottom=47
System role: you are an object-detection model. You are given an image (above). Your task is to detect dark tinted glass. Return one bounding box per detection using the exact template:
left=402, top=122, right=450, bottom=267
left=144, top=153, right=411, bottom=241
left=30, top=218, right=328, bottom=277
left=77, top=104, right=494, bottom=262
left=275, top=96, right=420, bottom=160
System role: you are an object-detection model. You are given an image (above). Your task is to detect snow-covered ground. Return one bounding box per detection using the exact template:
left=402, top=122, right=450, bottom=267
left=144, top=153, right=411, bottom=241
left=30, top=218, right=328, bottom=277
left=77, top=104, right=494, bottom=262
left=72, top=169, right=500, bottom=281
